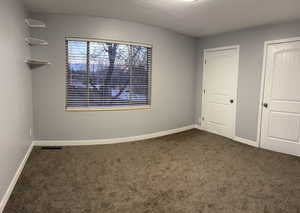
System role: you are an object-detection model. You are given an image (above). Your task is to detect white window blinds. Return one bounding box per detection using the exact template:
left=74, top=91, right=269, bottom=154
left=65, top=38, right=152, bottom=110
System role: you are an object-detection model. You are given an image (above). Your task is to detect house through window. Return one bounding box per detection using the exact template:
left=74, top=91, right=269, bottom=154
left=66, top=38, right=152, bottom=111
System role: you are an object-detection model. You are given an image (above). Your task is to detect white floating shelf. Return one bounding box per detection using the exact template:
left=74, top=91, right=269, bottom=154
left=25, top=59, right=51, bottom=65
left=25, top=37, right=48, bottom=46
left=25, top=18, right=45, bottom=28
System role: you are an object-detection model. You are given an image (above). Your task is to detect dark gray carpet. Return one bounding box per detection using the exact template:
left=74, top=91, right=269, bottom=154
left=4, top=129, right=300, bottom=213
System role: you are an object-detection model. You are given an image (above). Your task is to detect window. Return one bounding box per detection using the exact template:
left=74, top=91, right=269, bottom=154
left=66, top=38, right=152, bottom=111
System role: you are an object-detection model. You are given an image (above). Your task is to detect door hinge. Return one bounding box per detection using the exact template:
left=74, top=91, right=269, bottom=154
left=203, top=89, right=205, bottom=94
left=205, top=60, right=207, bottom=64
left=202, top=117, right=205, bottom=121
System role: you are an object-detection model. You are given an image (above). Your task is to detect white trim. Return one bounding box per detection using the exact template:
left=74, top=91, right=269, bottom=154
left=0, top=124, right=259, bottom=213
left=234, top=136, right=258, bottom=147
left=66, top=105, right=151, bottom=112
left=33, top=125, right=196, bottom=146
left=194, top=124, right=203, bottom=130
left=256, top=36, right=300, bottom=148
left=264, top=36, right=300, bottom=45
left=201, top=45, right=240, bottom=139
left=203, top=45, right=240, bottom=53
left=234, top=46, right=240, bottom=139
left=0, top=143, right=34, bottom=213
left=256, top=41, right=268, bottom=147
left=195, top=125, right=258, bottom=147
left=66, top=37, right=153, bottom=48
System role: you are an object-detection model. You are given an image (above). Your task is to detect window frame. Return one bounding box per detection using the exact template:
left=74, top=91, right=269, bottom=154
left=65, top=37, right=153, bottom=111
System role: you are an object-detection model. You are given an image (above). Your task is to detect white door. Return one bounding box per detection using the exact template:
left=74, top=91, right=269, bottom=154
left=201, top=46, right=239, bottom=139
left=261, top=39, right=300, bottom=157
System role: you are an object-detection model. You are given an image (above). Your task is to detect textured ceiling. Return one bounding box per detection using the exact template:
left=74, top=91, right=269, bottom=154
left=24, top=0, right=300, bottom=37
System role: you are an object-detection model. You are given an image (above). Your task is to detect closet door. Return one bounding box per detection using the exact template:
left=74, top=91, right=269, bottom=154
left=261, top=40, right=300, bottom=157
left=201, top=46, right=239, bottom=139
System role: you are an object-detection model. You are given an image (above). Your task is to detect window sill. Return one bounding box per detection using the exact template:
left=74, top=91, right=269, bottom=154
left=66, top=105, right=151, bottom=112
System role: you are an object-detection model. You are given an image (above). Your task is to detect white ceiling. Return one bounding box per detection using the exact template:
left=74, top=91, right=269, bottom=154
left=24, top=0, right=300, bottom=37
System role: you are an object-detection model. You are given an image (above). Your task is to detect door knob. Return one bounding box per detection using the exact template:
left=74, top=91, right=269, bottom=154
left=230, top=99, right=234, bottom=104
left=263, top=103, right=268, bottom=108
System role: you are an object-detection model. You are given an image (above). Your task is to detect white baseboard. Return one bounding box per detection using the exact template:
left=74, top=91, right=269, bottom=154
left=194, top=125, right=258, bottom=147
left=0, top=143, right=34, bottom=213
left=33, top=125, right=196, bottom=146
left=233, top=136, right=258, bottom=147
left=0, top=124, right=257, bottom=212
left=194, top=124, right=203, bottom=130
left=0, top=125, right=194, bottom=211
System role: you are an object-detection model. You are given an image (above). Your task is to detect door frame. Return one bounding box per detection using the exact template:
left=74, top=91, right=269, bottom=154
left=257, top=36, right=300, bottom=147
left=201, top=45, right=240, bottom=139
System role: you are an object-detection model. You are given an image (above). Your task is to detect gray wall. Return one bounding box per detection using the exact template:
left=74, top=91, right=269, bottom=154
left=0, top=0, right=33, bottom=204
left=30, top=14, right=197, bottom=140
left=195, top=20, right=300, bottom=141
